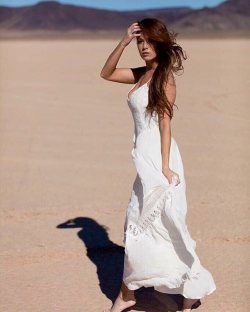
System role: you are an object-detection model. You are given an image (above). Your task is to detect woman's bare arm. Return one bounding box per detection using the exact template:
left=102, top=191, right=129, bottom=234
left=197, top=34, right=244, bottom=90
left=159, top=72, right=180, bottom=185
left=100, top=22, right=145, bottom=84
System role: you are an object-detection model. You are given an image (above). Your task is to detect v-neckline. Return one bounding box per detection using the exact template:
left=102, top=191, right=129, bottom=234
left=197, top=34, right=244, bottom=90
left=127, top=77, right=152, bottom=101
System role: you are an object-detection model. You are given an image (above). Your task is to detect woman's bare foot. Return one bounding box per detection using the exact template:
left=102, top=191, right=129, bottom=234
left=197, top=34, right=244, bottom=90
left=182, top=297, right=199, bottom=311
left=102, top=297, right=136, bottom=312
left=103, top=281, right=136, bottom=312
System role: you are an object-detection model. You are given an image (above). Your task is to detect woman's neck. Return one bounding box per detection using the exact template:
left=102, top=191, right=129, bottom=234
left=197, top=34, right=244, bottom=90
left=145, top=62, right=158, bottom=71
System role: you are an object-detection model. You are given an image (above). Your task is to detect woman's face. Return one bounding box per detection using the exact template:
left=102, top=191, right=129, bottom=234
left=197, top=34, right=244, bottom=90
left=136, top=33, right=157, bottom=61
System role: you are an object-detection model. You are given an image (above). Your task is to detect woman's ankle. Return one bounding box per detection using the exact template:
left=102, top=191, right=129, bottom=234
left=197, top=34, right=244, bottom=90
left=182, top=298, right=199, bottom=309
left=119, top=282, right=136, bottom=301
left=118, top=292, right=136, bottom=302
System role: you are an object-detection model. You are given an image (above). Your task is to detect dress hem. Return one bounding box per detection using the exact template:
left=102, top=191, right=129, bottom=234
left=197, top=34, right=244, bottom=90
left=123, top=278, right=217, bottom=299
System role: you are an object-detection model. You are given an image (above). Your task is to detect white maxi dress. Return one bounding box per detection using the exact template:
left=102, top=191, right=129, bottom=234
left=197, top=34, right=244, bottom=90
left=122, top=78, right=216, bottom=299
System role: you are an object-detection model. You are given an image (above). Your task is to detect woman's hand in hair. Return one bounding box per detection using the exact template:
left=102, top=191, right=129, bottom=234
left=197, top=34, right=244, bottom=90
left=121, top=22, right=142, bottom=47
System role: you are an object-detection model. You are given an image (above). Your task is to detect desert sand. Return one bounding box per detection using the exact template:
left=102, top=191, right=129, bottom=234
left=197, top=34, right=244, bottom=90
left=0, top=37, right=249, bottom=312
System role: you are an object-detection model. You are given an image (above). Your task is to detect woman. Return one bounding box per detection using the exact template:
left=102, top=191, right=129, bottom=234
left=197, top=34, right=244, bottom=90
left=100, top=18, right=216, bottom=312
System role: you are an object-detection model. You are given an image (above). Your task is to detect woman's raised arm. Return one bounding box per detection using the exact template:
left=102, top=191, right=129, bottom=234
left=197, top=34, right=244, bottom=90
left=100, top=22, right=144, bottom=84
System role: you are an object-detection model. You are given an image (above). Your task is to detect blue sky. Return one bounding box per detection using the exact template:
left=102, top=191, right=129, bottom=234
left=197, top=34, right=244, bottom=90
left=0, top=0, right=226, bottom=10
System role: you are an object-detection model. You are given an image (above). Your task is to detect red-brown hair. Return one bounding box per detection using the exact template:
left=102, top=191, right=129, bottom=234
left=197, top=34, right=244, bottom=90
left=136, top=18, right=188, bottom=120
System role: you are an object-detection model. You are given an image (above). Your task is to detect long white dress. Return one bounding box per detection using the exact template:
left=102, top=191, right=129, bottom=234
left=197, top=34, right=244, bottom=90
left=122, top=78, right=216, bottom=299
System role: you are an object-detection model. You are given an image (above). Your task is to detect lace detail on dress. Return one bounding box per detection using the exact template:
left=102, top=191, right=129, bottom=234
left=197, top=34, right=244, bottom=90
left=126, top=184, right=173, bottom=241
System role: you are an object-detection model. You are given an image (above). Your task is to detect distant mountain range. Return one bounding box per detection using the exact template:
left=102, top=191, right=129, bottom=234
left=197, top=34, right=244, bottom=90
left=0, top=0, right=249, bottom=36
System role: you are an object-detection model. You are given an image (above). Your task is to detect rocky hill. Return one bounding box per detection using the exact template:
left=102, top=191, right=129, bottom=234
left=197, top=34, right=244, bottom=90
left=0, top=0, right=249, bottom=36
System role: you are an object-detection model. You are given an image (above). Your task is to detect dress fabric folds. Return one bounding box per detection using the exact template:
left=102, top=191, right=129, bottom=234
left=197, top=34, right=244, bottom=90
left=122, top=80, right=216, bottom=299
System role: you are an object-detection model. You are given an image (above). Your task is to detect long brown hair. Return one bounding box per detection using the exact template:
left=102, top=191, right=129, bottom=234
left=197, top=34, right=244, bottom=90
left=136, top=18, right=187, bottom=120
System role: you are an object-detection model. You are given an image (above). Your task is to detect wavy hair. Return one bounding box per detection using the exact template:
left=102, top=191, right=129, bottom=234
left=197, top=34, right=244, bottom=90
left=136, top=18, right=187, bottom=120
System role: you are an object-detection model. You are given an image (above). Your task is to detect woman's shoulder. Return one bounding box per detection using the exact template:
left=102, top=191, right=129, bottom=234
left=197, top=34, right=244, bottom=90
left=165, top=70, right=176, bottom=88
left=167, top=70, right=176, bottom=86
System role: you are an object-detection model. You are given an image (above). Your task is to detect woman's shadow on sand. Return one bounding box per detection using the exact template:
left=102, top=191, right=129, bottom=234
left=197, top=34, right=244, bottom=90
left=57, top=217, right=201, bottom=312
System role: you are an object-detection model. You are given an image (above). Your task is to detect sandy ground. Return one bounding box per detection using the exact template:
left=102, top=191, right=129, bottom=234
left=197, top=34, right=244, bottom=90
left=0, top=38, right=249, bottom=312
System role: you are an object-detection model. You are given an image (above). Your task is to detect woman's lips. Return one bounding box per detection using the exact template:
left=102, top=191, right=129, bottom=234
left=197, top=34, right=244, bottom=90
left=142, top=53, right=150, bottom=56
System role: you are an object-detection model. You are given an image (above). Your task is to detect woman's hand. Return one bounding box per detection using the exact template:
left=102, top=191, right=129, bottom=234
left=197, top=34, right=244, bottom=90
left=162, top=167, right=181, bottom=186
left=120, top=22, right=142, bottom=47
